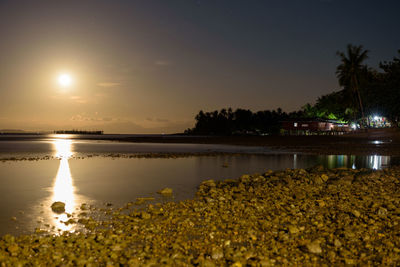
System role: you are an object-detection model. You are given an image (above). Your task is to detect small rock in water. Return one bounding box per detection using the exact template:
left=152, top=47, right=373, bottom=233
left=136, top=197, right=155, bottom=203
left=201, top=179, right=216, bottom=187
left=51, top=201, right=65, bottom=213
left=158, top=187, right=173, bottom=195
left=64, top=219, right=76, bottom=225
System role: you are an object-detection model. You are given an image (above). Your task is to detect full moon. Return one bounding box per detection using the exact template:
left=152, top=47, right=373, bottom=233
left=58, top=73, right=72, bottom=87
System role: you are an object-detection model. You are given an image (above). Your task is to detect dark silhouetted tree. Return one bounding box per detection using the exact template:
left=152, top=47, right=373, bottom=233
left=336, top=44, right=369, bottom=123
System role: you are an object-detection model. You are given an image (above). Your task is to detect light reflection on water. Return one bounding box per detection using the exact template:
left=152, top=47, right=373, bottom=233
left=311, top=154, right=391, bottom=170
left=50, top=139, right=75, bottom=232
left=53, top=139, right=73, bottom=159
left=42, top=139, right=85, bottom=233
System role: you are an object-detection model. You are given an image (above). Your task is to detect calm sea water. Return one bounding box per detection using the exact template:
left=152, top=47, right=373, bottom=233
left=0, top=135, right=398, bottom=236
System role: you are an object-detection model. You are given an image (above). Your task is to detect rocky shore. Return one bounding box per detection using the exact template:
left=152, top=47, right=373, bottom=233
left=1, top=166, right=400, bottom=265
left=0, top=152, right=248, bottom=162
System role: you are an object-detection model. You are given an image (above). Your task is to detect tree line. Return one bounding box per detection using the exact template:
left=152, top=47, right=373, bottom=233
left=184, top=108, right=304, bottom=135
left=186, top=45, right=400, bottom=135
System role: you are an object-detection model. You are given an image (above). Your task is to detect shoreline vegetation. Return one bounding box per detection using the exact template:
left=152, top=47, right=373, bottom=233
left=1, top=166, right=400, bottom=265
left=184, top=47, right=400, bottom=135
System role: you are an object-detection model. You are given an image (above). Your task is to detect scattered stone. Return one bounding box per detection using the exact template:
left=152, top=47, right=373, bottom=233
left=7, top=244, right=19, bottom=255
left=334, top=239, right=342, bottom=248
left=211, top=247, right=224, bottom=260
left=320, top=174, right=329, bottom=182
left=316, top=199, right=326, bottom=207
left=345, top=258, right=356, bottom=265
left=158, top=187, right=173, bottom=195
left=378, top=207, right=388, bottom=216
left=352, top=210, right=361, bottom=218
left=135, top=197, right=155, bottom=205
left=51, top=201, right=65, bottom=213
left=63, top=219, right=76, bottom=225
left=288, top=225, right=300, bottom=234
left=140, top=211, right=151, bottom=219
left=306, top=241, right=322, bottom=254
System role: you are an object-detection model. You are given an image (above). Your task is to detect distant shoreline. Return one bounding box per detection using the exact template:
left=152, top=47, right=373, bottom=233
left=114, top=128, right=400, bottom=156
left=1, top=128, right=400, bottom=156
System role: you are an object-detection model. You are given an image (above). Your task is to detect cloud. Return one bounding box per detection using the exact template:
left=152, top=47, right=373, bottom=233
left=145, top=120, right=193, bottom=134
left=67, top=114, right=193, bottom=134
left=97, top=82, right=121, bottom=88
left=96, top=119, right=192, bottom=134
left=69, top=96, right=87, bottom=104
left=155, top=60, right=171, bottom=66
left=70, top=114, right=114, bottom=122
left=146, top=117, right=170, bottom=123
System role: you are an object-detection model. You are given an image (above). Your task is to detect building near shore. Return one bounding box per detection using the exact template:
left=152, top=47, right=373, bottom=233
left=368, top=115, right=391, bottom=128
left=281, top=119, right=350, bottom=135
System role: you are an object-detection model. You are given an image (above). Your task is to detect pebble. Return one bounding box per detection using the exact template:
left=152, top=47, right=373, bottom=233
left=158, top=187, right=173, bottom=195
left=306, top=241, right=322, bottom=254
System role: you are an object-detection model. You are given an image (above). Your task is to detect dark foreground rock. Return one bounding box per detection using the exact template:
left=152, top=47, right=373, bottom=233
left=1, top=166, right=400, bottom=266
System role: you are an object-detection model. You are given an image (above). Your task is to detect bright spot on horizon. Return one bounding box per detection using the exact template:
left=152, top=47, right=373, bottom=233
left=58, top=73, right=72, bottom=88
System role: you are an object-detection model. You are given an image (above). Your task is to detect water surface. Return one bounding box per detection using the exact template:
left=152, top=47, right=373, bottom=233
left=0, top=137, right=399, bottom=236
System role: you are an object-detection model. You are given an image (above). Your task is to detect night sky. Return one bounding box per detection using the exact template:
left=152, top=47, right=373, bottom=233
left=0, top=0, right=399, bottom=133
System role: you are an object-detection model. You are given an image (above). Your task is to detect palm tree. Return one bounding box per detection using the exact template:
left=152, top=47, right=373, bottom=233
left=336, top=44, right=369, bottom=125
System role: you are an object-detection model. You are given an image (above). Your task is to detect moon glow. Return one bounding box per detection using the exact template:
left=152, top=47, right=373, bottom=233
left=58, top=74, right=72, bottom=87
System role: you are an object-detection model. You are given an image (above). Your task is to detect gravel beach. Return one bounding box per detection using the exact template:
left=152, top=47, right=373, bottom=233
left=1, top=166, right=400, bottom=266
